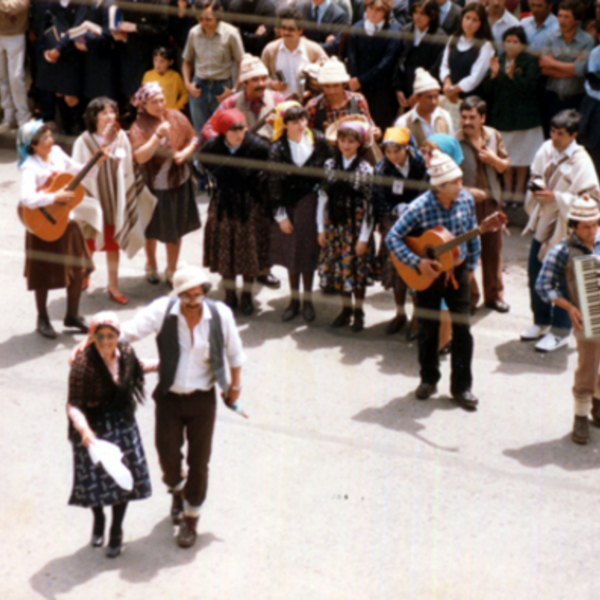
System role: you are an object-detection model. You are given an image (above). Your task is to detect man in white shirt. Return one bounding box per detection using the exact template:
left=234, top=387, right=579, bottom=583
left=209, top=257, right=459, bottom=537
left=395, top=68, right=453, bottom=148
left=120, top=265, right=245, bottom=548
left=485, top=0, right=520, bottom=44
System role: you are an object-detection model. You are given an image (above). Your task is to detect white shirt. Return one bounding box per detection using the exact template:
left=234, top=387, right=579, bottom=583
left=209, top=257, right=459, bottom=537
left=490, top=9, right=520, bottom=45
left=120, top=296, right=246, bottom=394
left=395, top=105, right=454, bottom=139
left=316, top=154, right=373, bottom=242
left=413, top=26, right=427, bottom=48
left=19, top=145, right=89, bottom=210
left=364, top=19, right=384, bottom=37
left=552, top=138, right=577, bottom=163
left=275, top=38, right=309, bottom=96
left=440, top=37, right=495, bottom=95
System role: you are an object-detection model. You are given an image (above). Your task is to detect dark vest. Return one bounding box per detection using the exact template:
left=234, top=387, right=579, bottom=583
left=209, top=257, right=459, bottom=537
left=154, top=298, right=228, bottom=397
left=449, top=43, right=481, bottom=98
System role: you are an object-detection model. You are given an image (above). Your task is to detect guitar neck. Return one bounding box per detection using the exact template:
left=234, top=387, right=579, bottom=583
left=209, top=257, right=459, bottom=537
left=67, top=148, right=105, bottom=191
left=433, top=226, right=482, bottom=258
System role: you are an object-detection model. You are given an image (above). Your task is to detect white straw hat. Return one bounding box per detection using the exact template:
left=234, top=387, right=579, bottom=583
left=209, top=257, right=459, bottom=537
left=428, top=150, right=462, bottom=186
left=170, top=265, right=212, bottom=297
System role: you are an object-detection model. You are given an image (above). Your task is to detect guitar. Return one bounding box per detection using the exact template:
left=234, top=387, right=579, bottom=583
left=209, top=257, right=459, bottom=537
left=391, top=211, right=508, bottom=291
left=18, top=123, right=118, bottom=242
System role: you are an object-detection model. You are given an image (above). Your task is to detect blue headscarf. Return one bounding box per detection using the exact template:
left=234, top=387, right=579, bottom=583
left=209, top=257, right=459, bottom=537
left=17, top=120, right=45, bottom=167
left=427, top=133, right=464, bottom=166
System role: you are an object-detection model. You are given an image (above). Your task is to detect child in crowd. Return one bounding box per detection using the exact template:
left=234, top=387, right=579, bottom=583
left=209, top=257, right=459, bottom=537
left=373, top=126, right=427, bottom=335
left=142, top=47, right=189, bottom=111
left=317, top=118, right=377, bottom=332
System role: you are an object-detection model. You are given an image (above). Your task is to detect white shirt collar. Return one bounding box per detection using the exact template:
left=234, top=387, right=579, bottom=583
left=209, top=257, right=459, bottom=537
left=396, top=161, right=410, bottom=178
left=342, top=154, right=357, bottom=169
left=364, top=19, right=384, bottom=36
left=280, top=37, right=304, bottom=55
left=414, top=26, right=427, bottom=47
left=411, top=106, right=440, bottom=125
left=553, top=138, right=577, bottom=161
left=170, top=298, right=213, bottom=322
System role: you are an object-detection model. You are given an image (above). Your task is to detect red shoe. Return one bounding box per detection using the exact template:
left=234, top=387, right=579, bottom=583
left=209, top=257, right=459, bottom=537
left=82, top=277, right=90, bottom=291
left=107, top=288, right=128, bottom=305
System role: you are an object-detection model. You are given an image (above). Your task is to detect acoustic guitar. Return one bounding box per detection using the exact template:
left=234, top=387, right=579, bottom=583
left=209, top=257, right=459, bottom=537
left=391, top=211, right=508, bottom=291
left=18, top=123, right=118, bottom=242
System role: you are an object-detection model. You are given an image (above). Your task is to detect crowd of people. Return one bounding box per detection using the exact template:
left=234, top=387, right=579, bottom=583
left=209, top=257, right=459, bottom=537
left=6, top=0, right=600, bottom=557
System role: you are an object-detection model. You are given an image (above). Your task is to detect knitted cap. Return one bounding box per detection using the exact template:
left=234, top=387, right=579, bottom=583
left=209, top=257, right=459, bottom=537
left=317, top=56, right=350, bottom=84
left=213, top=108, right=247, bottom=135
left=413, top=67, right=441, bottom=95
left=239, top=53, right=269, bottom=83
left=382, top=126, right=410, bottom=146
left=568, top=195, right=600, bottom=222
left=428, top=149, right=462, bottom=186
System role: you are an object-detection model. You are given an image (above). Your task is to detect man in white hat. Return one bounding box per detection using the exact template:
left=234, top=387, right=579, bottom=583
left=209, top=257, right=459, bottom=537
left=535, top=196, right=600, bottom=444
left=117, top=265, right=246, bottom=547
left=386, top=150, right=482, bottom=410
left=305, top=56, right=380, bottom=139
left=394, top=67, right=453, bottom=148
left=201, top=53, right=285, bottom=143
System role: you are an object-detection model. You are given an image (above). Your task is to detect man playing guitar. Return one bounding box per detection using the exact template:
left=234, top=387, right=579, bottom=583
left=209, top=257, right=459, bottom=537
left=386, top=150, right=482, bottom=411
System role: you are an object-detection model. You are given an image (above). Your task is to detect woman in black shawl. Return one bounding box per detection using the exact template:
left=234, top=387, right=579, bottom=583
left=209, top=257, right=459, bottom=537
left=201, top=108, right=271, bottom=315
left=67, top=311, right=152, bottom=558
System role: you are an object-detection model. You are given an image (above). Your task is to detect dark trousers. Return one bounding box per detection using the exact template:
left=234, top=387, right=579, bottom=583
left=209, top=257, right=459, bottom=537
left=416, top=262, right=473, bottom=395
left=154, top=388, right=217, bottom=508
left=470, top=198, right=504, bottom=307
left=527, top=238, right=571, bottom=332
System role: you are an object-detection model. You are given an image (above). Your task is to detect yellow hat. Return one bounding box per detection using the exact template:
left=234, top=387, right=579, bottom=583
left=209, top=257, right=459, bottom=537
left=272, top=100, right=303, bottom=142
left=382, top=126, right=410, bottom=146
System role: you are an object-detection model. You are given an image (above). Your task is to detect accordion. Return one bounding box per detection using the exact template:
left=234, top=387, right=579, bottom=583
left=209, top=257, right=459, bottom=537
left=573, top=254, right=600, bottom=338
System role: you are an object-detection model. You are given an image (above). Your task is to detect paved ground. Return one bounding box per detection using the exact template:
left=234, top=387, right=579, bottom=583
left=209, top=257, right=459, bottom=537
left=1, top=146, right=599, bottom=600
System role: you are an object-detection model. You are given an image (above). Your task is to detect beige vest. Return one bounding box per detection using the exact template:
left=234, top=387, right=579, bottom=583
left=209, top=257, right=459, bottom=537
left=234, top=90, right=278, bottom=142
left=408, top=112, right=449, bottom=148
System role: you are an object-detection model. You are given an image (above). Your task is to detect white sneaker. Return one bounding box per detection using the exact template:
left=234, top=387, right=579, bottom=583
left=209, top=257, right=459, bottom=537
left=535, top=332, right=570, bottom=352
left=520, top=324, right=551, bottom=341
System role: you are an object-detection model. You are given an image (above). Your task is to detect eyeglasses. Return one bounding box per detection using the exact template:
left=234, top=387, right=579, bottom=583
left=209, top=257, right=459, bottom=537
left=95, top=333, right=118, bottom=341
left=180, top=293, right=204, bottom=304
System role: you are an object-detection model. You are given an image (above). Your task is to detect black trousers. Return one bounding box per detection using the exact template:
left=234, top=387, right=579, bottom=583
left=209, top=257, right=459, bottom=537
left=416, top=262, right=473, bottom=395
left=154, top=388, right=217, bottom=508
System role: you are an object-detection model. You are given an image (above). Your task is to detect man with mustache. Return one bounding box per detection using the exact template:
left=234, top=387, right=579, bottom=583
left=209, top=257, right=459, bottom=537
left=456, top=95, right=510, bottom=314
left=200, top=53, right=284, bottom=289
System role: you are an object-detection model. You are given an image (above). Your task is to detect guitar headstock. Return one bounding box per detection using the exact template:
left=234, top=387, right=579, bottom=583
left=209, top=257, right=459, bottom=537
left=480, top=211, right=508, bottom=234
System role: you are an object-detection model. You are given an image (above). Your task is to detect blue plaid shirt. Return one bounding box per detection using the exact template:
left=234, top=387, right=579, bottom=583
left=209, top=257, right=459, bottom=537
left=536, top=233, right=600, bottom=303
left=385, top=189, right=480, bottom=272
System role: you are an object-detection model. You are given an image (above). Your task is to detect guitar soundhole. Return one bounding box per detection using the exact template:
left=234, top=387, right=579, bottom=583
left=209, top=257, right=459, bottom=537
left=424, top=245, right=435, bottom=259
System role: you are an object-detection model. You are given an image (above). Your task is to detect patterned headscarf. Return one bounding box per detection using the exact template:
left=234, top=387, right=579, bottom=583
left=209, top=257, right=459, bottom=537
left=17, top=119, right=45, bottom=167
left=338, top=120, right=369, bottom=145
left=88, top=311, right=121, bottom=336
left=132, top=82, right=164, bottom=113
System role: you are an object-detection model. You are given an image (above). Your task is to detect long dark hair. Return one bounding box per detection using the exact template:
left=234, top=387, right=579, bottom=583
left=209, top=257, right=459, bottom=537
left=449, top=3, right=493, bottom=59
left=411, top=0, right=440, bottom=34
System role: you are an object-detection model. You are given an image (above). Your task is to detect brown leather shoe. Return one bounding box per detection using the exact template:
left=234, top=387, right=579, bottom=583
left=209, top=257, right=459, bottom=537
left=177, top=516, right=199, bottom=548
left=591, top=398, right=600, bottom=427
left=572, top=416, right=590, bottom=444
left=416, top=382, right=437, bottom=400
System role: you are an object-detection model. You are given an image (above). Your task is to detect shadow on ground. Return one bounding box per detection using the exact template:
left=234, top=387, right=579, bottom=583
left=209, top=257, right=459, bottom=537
left=494, top=338, right=574, bottom=374
left=353, top=391, right=462, bottom=452
left=503, top=433, right=600, bottom=471
left=29, top=517, right=222, bottom=599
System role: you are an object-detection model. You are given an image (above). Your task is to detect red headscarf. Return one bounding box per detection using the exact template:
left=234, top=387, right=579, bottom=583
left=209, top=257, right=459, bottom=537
left=213, top=108, right=247, bottom=136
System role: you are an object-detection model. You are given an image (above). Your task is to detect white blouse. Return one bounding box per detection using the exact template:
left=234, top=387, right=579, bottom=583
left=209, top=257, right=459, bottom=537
left=19, top=145, right=90, bottom=210
left=439, top=37, right=495, bottom=95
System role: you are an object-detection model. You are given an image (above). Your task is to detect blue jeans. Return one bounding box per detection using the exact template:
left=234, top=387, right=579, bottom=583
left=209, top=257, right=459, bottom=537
left=188, top=76, right=232, bottom=134
left=528, top=238, right=571, bottom=333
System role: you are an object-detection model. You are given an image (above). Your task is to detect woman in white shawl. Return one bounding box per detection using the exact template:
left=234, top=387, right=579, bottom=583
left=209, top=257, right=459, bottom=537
left=72, top=97, right=156, bottom=304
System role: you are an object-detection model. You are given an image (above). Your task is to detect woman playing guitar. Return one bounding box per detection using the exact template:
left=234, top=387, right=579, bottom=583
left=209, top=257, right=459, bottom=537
left=18, top=120, right=108, bottom=339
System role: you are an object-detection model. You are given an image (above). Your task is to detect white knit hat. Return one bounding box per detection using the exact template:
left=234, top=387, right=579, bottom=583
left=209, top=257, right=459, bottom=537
left=568, top=195, right=600, bottom=222
left=413, top=67, right=441, bottom=95
left=428, top=150, right=462, bottom=186
left=171, top=265, right=212, bottom=297
left=239, top=53, right=269, bottom=83
left=317, top=56, right=350, bottom=84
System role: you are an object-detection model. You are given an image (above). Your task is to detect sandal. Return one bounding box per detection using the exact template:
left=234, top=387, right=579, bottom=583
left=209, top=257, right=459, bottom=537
left=145, top=267, right=159, bottom=285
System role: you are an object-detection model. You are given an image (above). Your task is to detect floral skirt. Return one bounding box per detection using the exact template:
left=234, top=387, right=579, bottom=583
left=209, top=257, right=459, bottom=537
left=318, top=217, right=377, bottom=293
left=203, top=202, right=270, bottom=279
left=68, top=412, right=152, bottom=508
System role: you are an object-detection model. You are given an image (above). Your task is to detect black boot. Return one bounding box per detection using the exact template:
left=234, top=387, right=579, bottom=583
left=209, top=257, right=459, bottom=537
left=351, top=308, right=364, bottom=333
left=331, top=307, right=352, bottom=327
left=282, top=299, right=300, bottom=322
left=177, top=516, right=199, bottom=548
left=240, top=292, right=254, bottom=315
left=37, top=316, right=57, bottom=339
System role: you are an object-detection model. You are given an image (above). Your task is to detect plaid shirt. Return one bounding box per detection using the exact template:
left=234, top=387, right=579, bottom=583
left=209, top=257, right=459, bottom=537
left=386, top=189, right=480, bottom=273
left=536, top=233, right=600, bottom=303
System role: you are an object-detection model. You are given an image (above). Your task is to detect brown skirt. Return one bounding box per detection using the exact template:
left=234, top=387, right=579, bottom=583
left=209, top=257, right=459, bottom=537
left=24, top=221, right=94, bottom=291
left=269, top=192, right=319, bottom=273
left=203, top=202, right=270, bottom=279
